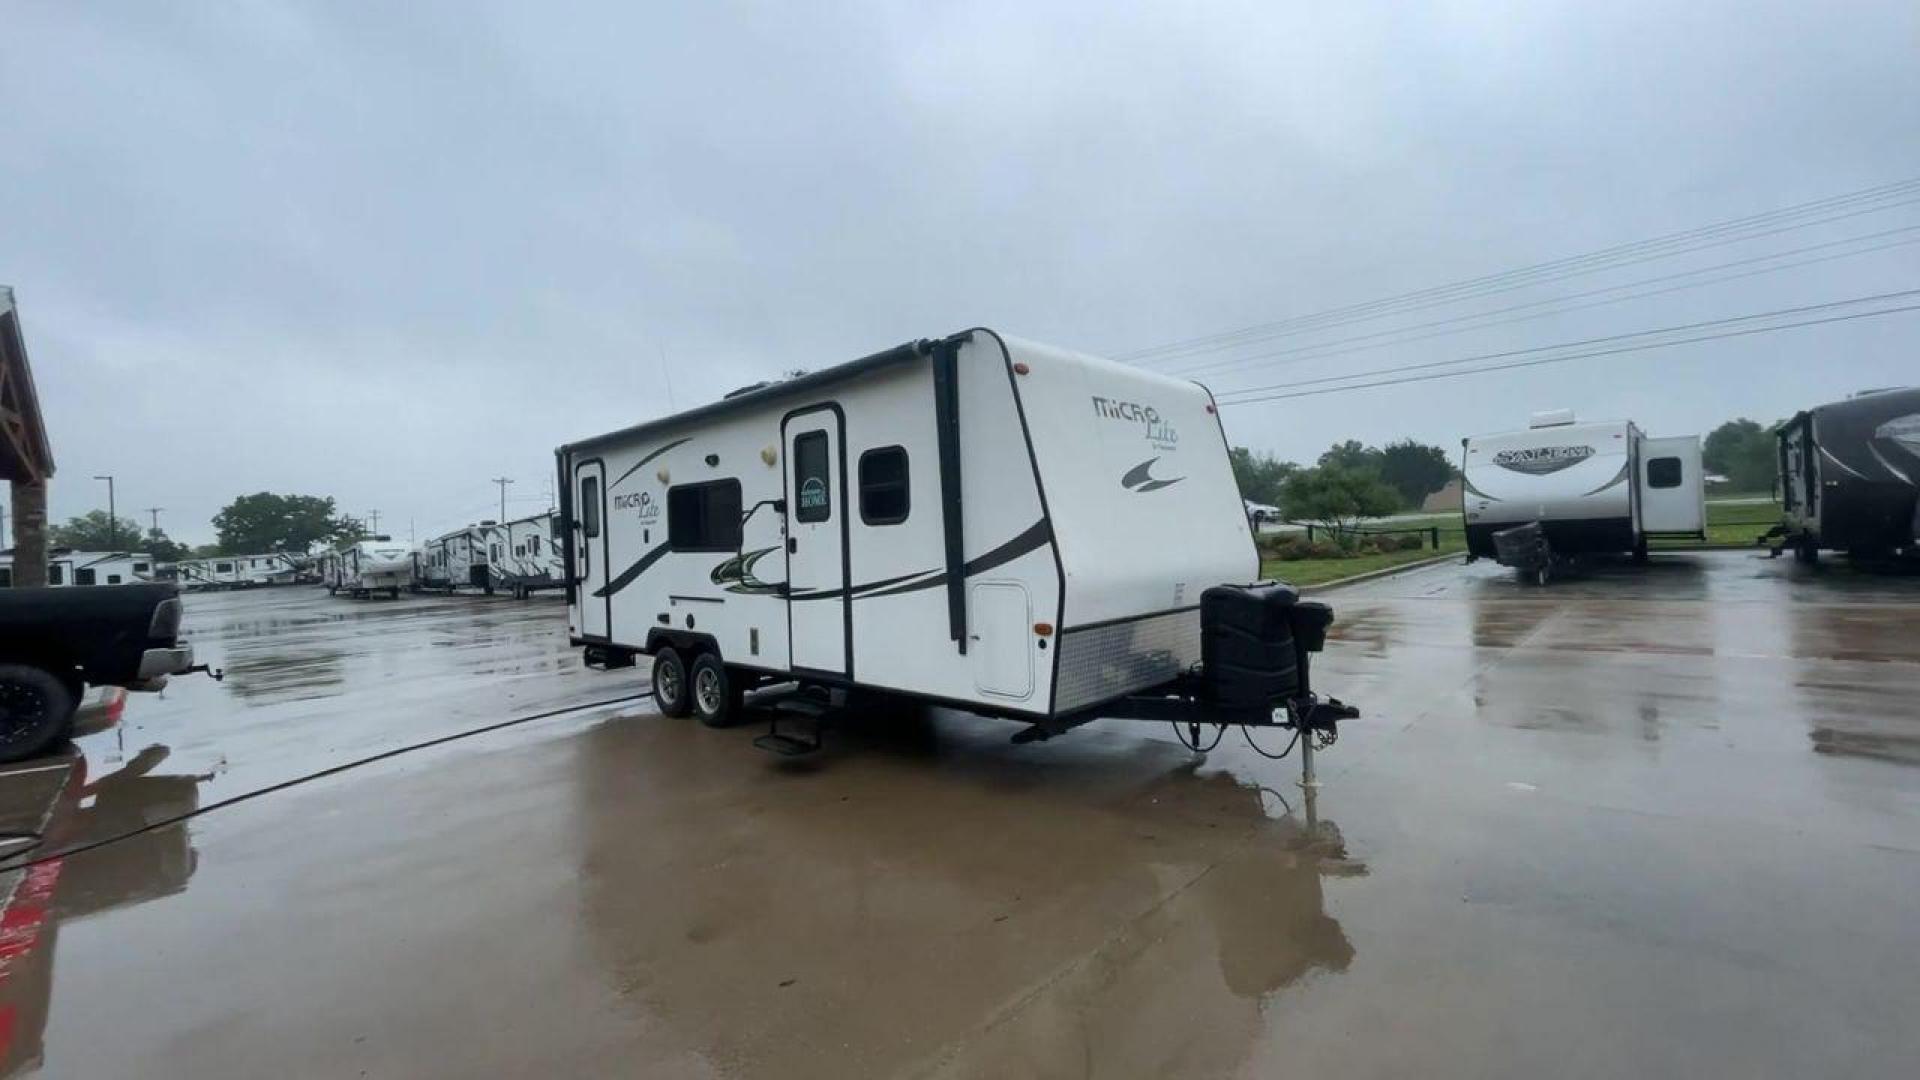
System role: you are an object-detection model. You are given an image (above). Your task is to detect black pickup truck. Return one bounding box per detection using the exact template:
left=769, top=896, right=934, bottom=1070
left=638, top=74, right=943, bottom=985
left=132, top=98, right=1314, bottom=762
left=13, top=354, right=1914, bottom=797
left=0, top=583, right=198, bottom=762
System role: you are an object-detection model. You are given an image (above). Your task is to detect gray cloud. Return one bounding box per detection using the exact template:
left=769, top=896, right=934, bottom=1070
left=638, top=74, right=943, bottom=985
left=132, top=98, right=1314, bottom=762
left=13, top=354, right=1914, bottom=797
left=3, top=0, right=1916, bottom=543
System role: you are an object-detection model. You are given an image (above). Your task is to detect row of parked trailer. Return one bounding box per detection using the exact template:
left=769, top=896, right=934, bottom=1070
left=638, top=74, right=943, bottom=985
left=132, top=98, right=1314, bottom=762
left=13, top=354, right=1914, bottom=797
left=1460, top=386, right=1920, bottom=583
left=319, top=510, right=566, bottom=600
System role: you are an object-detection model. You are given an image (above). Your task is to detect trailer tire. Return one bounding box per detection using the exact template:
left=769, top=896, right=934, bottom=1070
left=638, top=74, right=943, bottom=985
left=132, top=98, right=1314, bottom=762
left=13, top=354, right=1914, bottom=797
left=688, top=653, right=743, bottom=728
left=652, top=648, right=692, bottom=718
left=1795, top=538, right=1819, bottom=565
left=1533, top=565, right=1550, bottom=587
left=0, top=663, right=78, bottom=764
left=1632, top=539, right=1649, bottom=563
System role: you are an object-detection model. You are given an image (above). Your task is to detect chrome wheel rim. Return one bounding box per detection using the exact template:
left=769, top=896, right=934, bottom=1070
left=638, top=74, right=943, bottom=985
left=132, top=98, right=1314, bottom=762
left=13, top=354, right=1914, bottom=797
left=695, top=667, right=723, bottom=715
left=657, top=662, right=682, bottom=705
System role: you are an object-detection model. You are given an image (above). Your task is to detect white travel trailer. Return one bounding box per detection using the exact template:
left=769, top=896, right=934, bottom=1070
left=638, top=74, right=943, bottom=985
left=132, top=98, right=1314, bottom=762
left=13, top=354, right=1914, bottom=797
left=487, top=511, right=565, bottom=598
left=425, top=525, right=494, bottom=593
left=1463, top=410, right=1704, bottom=581
left=174, top=552, right=300, bottom=590
left=324, top=537, right=414, bottom=598
left=0, top=549, right=156, bottom=588
left=556, top=329, right=1359, bottom=750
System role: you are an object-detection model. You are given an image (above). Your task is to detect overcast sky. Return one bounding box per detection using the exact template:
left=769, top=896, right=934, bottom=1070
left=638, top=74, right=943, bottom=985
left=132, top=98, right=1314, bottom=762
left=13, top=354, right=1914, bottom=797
left=5, top=1, right=1918, bottom=546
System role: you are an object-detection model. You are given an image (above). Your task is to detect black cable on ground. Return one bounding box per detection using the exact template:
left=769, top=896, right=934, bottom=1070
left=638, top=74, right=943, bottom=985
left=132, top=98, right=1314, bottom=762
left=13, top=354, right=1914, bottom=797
left=0, top=690, right=654, bottom=874
left=1241, top=726, right=1301, bottom=760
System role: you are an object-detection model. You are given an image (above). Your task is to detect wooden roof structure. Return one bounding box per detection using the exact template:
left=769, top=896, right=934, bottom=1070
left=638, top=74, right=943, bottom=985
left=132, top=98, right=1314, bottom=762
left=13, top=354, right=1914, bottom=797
left=1, top=287, right=55, bottom=484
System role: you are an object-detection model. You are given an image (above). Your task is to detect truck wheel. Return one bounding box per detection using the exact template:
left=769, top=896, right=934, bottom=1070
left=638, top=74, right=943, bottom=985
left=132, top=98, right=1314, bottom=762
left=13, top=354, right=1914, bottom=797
left=689, top=653, right=743, bottom=728
left=0, top=664, right=78, bottom=764
left=651, top=647, right=692, bottom=717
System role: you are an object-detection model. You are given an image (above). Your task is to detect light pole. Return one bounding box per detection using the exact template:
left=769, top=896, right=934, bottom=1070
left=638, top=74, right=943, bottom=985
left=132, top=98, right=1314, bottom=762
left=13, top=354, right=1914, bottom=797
left=94, top=475, right=116, bottom=550
left=491, top=477, right=514, bottom=522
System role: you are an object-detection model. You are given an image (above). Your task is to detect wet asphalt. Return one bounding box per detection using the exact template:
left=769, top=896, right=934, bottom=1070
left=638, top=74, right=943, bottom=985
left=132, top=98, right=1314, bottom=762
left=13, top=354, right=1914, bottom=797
left=1, top=552, right=1916, bottom=1078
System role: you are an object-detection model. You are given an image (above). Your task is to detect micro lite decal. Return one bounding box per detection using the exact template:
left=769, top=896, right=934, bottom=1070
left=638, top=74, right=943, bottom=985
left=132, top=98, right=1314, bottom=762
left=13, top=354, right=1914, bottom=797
left=1493, top=445, right=1595, bottom=476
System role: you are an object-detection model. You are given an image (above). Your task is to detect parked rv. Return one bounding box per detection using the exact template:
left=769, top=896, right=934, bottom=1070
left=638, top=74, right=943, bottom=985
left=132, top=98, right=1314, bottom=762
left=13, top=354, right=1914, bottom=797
left=174, top=552, right=300, bottom=590
left=487, top=511, right=565, bottom=598
left=426, top=525, right=494, bottom=593
left=324, top=537, right=414, bottom=599
left=555, top=329, right=1356, bottom=753
left=0, top=549, right=157, bottom=588
left=1772, top=387, right=1920, bottom=563
left=1462, top=410, right=1705, bottom=583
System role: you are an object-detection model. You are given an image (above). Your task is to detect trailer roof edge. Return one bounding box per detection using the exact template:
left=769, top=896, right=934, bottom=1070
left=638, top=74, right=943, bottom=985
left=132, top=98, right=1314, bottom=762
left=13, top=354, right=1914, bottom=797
left=558, top=338, right=937, bottom=455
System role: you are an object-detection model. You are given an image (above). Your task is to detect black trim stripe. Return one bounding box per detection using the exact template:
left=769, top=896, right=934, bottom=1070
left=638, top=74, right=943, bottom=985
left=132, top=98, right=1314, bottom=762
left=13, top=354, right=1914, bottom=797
left=593, top=543, right=669, bottom=598
left=609, top=437, right=691, bottom=492
left=1581, top=460, right=1632, bottom=497
left=859, top=519, right=1052, bottom=600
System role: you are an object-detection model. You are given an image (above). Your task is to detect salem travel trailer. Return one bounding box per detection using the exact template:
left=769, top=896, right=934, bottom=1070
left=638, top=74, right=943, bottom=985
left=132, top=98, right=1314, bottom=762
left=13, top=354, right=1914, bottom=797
left=323, top=537, right=414, bottom=598
left=1774, top=387, right=1920, bottom=563
left=0, top=549, right=156, bottom=588
left=555, top=329, right=1358, bottom=752
left=488, top=512, right=565, bottom=598
left=1462, top=410, right=1704, bottom=582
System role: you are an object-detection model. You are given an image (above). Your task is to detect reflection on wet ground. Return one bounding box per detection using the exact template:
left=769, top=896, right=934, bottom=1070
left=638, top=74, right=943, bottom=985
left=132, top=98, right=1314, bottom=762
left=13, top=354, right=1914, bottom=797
left=0, top=555, right=1916, bottom=1077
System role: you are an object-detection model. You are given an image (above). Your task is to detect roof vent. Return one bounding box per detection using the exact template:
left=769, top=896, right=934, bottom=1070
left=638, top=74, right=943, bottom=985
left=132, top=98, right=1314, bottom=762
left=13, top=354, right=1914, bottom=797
left=1529, top=409, right=1577, bottom=429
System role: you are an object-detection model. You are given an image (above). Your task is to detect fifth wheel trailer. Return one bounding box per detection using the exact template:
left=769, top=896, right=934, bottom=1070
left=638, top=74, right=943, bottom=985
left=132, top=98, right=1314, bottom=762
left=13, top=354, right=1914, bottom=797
left=555, top=328, right=1358, bottom=751
left=1774, top=387, right=1920, bottom=563
left=1463, top=411, right=1704, bottom=582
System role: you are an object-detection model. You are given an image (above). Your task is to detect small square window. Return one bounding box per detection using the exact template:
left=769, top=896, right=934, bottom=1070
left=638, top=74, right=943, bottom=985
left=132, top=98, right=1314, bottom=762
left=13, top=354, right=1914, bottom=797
left=859, top=446, right=910, bottom=526
left=1648, top=457, right=1683, bottom=489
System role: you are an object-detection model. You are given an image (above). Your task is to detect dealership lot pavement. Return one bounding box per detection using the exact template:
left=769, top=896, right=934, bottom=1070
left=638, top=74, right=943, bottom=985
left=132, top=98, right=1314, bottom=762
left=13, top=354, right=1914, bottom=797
left=2, top=554, right=1916, bottom=1078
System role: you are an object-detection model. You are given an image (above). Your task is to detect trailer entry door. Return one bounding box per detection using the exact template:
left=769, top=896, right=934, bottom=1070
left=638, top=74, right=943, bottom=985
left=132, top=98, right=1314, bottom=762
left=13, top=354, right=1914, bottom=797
left=575, top=460, right=610, bottom=639
left=1637, top=436, right=1705, bottom=534
left=784, top=409, right=849, bottom=675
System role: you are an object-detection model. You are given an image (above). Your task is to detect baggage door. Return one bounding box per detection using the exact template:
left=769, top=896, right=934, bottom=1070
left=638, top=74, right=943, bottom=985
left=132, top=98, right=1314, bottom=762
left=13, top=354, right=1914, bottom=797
left=574, top=460, right=610, bottom=638
left=784, top=408, right=849, bottom=675
left=1638, top=436, right=1705, bottom=534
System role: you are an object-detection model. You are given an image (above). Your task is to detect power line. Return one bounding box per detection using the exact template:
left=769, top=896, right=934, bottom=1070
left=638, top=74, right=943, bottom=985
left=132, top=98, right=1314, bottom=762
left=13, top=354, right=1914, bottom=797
left=1169, top=225, right=1920, bottom=379
left=1215, top=296, right=1920, bottom=407
left=1121, top=176, right=1920, bottom=364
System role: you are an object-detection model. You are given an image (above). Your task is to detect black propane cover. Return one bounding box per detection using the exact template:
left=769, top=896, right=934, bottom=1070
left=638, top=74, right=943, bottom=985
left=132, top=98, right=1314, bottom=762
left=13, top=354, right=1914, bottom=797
left=1201, top=582, right=1336, bottom=711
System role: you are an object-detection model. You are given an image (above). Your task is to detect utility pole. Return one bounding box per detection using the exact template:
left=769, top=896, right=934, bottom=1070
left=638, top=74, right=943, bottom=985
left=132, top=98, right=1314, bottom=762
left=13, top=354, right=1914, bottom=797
left=366, top=509, right=381, bottom=536
left=145, top=507, right=164, bottom=537
left=94, top=474, right=117, bottom=550
left=491, top=477, right=514, bottom=522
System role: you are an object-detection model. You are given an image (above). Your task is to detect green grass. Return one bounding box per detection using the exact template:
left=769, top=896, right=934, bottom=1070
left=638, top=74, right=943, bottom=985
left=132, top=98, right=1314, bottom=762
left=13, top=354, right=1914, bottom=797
left=1261, top=534, right=1466, bottom=587
left=1652, top=498, right=1781, bottom=548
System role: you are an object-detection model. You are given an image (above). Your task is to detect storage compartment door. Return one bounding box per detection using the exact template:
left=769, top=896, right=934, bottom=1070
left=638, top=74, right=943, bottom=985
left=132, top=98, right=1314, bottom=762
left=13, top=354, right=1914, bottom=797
left=969, top=582, right=1033, bottom=700
left=1638, top=436, right=1705, bottom=533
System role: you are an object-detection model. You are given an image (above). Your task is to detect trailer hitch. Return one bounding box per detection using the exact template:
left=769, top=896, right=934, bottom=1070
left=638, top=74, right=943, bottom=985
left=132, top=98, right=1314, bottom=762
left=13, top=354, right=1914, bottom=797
left=183, top=663, right=224, bottom=683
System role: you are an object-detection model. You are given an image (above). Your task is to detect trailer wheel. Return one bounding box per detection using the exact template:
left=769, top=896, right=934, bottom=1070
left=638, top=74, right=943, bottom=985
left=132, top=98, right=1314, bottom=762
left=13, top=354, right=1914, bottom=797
left=1533, top=565, right=1551, bottom=587
left=652, top=648, right=692, bottom=717
left=1632, top=539, right=1650, bottom=563
left=388, top=587, right=401, bottom=599
left=689, top=653, right=743, bottom=728
left=1795, top=538, right=1819, bottom=565
left=0, top=664, right=77, bottom=764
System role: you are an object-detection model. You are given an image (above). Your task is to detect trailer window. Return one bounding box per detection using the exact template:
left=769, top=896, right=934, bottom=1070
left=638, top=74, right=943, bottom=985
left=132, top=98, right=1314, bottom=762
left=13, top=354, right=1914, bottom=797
left=1648, top=457, right=1683, bottom=489
left=793, top=431, right=831, bottom=523
left=76, top=568, right=97, bottom=586
left=47, top=565, right=63, bottom=585
left=133, top=562, right=150, bottom=573
left=859, top=446, right=910, bottom=525
left=669, top=480, right=743, bottom=551
left=217, top=561, right=234, bottom=573
left=581, top=477, right=601, bottom=537
left=0, top=568, right=10, bottom=587
left=108, top=574, right=122, bottom=584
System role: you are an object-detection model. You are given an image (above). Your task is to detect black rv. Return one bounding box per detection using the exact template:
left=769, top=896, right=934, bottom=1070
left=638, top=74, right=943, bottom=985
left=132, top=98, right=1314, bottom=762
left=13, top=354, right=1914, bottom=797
left=1774, top=387, right=1920, bottom=563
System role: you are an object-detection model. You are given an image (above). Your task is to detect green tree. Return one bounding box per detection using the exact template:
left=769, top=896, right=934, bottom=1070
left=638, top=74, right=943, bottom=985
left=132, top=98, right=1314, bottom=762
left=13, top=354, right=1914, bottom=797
left=1377, top=439, right=1455, bottom=508
left=48, top=510, right=145, bottom=551
left=1229, top=447, right=1297, bottom=506
left=1703, top=418, right=1777, bottom=492
left=1317, top=439, right=1383, bottom=475
left=1281, top=465, right=1401, bottom=542
left=211, top=493, right=357, bottom=554
left=142, top=528, right=191, bottom=563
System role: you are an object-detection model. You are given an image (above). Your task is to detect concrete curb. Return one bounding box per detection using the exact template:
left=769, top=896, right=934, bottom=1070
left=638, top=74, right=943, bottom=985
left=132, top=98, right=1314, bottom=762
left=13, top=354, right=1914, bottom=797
left=1294, top=551, right=1466, bottom=593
